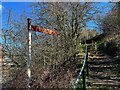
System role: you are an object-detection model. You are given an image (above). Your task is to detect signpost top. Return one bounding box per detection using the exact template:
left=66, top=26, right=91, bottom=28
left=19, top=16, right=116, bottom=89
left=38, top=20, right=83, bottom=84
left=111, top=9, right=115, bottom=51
left=27, top=18, right=59, bottom=36
left=27, top=18, right=32, bottom=30
left=27, top=18, right=32, bottom=20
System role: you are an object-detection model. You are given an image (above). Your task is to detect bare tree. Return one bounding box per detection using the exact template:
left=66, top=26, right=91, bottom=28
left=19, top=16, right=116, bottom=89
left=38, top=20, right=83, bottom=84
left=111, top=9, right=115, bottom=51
left=2, top=2, right=102, bottom=88
left=32, top=2, right=98, bottom=65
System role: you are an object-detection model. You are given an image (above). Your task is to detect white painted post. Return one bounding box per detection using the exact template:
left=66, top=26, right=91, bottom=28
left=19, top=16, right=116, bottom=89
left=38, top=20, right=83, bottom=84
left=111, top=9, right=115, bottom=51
left=27, top=18, right=32, bottom=88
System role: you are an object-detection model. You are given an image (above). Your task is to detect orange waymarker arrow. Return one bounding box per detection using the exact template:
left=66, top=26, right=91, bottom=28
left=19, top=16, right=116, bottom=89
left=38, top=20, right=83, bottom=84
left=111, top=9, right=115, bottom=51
left=31, top=25, right=59, bottom=36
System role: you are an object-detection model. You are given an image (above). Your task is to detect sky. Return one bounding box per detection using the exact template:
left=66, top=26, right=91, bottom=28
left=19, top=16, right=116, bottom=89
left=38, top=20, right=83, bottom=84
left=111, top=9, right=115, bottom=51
left=0, top=1, right=2, bottom=43
left=0, top=4, right=2, bottom=10
left=1, top=2, right=112, bottom=28
left=2, top=2, right=33, bottom=27
left=0, top=2, right=113, bottom=44
left=0, top=2, right=33, bottom=43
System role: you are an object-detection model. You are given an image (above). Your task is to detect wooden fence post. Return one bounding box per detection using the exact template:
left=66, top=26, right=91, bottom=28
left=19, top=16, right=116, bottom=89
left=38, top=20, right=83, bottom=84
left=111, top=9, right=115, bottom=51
left=27, top=18, right=32, bottom=88
left=82, top=69, right=86, bottom=90
left=86, top=47, right=89, bottom=76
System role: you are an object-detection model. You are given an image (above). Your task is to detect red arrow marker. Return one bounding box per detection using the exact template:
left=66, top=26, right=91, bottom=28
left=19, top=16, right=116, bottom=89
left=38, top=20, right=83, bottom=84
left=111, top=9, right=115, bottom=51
left=31, top=25, right=59, bottom=36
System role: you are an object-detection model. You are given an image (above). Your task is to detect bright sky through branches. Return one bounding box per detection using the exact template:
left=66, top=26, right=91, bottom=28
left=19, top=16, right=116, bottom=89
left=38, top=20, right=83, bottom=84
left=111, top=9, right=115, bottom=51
left=0, top=2, right=2, bottom=44
left=2, top=2, right=113, bottom=32
left=1, top=0, right=119, bottom=2
left=0, top=5, right=2, bottom=10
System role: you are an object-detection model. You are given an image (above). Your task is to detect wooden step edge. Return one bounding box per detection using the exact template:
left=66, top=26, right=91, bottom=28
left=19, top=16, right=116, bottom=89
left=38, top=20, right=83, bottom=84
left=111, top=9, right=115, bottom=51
left=89, top=74, right=116, bottom=77
left=87, top=86, right=119, bottom=89
left=92, top=82, right=120, bottom=86
left=88, top=57, right=106, bottom=59
left=89, top=76, right=120, bottom=82
left=89, top=65, right=116, bottom=68
left=88, top=61, right=114, bottom=64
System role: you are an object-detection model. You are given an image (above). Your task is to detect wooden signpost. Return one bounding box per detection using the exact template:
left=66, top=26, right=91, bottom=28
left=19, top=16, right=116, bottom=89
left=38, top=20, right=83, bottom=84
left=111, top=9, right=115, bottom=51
left=27, top=18, right=32, bottom=88
left=27, top=18, right=59, bottom=88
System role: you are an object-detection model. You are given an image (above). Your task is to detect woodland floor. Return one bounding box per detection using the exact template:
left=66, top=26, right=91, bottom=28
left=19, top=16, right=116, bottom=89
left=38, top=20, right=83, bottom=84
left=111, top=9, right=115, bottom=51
left=1, top=45, right=120, bottom=90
